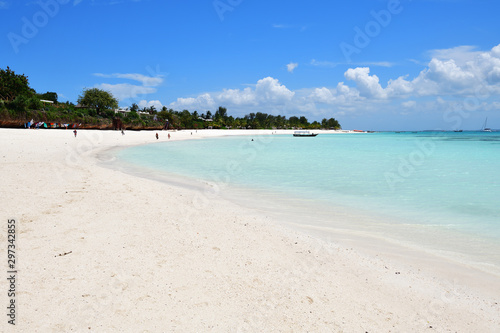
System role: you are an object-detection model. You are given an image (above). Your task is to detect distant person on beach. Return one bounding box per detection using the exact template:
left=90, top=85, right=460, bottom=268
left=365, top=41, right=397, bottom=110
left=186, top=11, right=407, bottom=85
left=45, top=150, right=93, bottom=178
left=73, top=130, right=77, bottom=137
left=156, top=132, right=159, bottom=140
left=168, top=133, right=171, bottom=139
left=121, top=130, right=125, bottom=135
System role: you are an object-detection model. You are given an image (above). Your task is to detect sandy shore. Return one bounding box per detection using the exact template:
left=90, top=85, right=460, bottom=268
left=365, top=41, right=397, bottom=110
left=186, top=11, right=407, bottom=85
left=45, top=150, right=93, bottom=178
left=0, top=128, right=499, bottom=332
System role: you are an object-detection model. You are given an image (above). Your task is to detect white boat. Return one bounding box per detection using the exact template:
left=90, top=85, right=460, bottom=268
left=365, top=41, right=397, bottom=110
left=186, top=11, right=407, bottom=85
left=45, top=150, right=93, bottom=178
left=293, top=130, right=318, bottom=137
left=482, top=118, right=492, bottom=132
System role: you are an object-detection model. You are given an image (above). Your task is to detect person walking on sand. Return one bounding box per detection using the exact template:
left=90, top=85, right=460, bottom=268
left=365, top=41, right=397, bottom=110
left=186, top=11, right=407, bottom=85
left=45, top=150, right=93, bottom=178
left=73, top=130, right=77, bottom=137
left=168, top=133, right=171, bottom=139
left=156, top=132, right=159, bottom=140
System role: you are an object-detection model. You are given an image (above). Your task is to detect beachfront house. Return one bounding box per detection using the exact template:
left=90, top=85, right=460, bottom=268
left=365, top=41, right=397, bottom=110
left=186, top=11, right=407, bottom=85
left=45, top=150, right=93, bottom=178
left=114, top=107, right=149, bottom=115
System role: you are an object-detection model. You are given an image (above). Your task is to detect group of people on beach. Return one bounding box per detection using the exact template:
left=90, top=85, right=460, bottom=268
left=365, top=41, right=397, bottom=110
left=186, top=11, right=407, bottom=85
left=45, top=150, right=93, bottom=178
left=71, top=129, right=172, bottom=140
left=156, top=132, right=171, bottom=140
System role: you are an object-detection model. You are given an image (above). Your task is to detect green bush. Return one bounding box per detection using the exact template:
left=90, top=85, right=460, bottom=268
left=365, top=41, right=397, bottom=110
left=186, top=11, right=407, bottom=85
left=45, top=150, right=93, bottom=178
left=104, top=110, right=116, bottom=119
left=11, top=95, right=30, bottom=112
left=29, top=97, right=43, bottom=110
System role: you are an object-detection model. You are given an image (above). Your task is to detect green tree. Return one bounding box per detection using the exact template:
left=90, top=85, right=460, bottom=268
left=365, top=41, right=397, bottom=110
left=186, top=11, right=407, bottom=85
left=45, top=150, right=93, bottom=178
left=180, top=109, right=192, bottom=128
left=255, top=112, right=268, bottom=128
left=77, top=88, right=118, bottom=114
left=0, top=66, right=36, bottom=101
left=37, top=91, right=58, bottom=103
left=327, top=118, right=341, bottom=129
left=299, top=116, right=308, bottom=127
left=214, top=106, right=228, bottom=124
left=289, top=116, right=300, bottom=128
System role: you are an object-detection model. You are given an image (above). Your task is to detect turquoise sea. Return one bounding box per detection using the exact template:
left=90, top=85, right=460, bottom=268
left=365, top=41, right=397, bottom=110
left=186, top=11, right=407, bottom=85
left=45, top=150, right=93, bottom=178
left=115, top=131, right=500, bottom=273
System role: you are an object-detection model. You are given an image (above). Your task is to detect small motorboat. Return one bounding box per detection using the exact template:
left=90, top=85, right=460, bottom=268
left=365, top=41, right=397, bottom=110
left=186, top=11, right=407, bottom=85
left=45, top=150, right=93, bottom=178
left=293, top=131, right=318, bottom=137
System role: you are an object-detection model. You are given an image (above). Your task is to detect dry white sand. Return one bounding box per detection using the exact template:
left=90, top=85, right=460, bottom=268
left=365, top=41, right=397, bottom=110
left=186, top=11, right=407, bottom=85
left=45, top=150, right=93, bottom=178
left=0, top=128, right=499, bottom=332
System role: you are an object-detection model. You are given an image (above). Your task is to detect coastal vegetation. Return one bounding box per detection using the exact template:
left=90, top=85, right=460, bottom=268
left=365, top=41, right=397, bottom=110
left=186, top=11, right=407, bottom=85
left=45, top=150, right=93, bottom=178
left=0, top=67, right=341, bottom=130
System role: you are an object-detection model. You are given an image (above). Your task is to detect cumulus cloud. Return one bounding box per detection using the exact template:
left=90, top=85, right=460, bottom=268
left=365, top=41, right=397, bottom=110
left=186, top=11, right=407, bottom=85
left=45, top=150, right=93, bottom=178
left=287, top=62, right=298, bottom=73
left=171, top=93, right=216, bottom=111
left=345, top=67, right=387, bottom=99
left=217, top=87, right=256, bottom=105
left=339, top=43, right=500, bottom=100
left=309, top=83, right=360, bottom=105
left=166, top=43, right=500, bottom=119
left=170, top=77, right=294, bottom=115
left=428, top=45, right=482, bottom=67
left=255, top=77, right=295, bottom=102
left=138, top=100, right=163, bottom=111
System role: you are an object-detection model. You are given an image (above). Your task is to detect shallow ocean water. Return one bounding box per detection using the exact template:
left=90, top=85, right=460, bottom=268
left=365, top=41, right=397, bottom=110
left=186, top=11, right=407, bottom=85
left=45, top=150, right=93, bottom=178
left=115, top=131, right=500, bottom=271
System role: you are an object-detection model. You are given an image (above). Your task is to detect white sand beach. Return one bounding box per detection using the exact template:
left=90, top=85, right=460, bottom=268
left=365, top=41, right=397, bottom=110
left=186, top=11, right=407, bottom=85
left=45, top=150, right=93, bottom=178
left=1, top=128, right=499, bottom=332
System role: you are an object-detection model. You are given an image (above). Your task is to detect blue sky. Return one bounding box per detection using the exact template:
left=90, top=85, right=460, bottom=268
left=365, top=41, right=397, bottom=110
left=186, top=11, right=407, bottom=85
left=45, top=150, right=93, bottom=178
left=1, top=0, right=500, bottom=130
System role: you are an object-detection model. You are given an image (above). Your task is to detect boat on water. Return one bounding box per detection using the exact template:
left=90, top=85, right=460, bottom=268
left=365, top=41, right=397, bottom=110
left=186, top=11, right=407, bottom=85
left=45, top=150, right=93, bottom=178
left=454, top=130, right=463, bottom=132
left=482, top=118, right=492, bottom=132
left=293, top=130, right=318, bottom=137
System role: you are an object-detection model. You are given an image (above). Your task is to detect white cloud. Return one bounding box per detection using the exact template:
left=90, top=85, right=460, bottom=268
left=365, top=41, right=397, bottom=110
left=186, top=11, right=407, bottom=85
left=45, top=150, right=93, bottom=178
left=310, top=59, right=337, bottom=68
left=287, top=62, right=298, bottom=73
left=95, top=83, right=156, bottom=100
left=94, top=73, right=163, bottom=86
left=311, top=59, right=395, bottom=68
left=386, top=76, right=414, bottom=96
left=402, top=100, right=416, bottom=108
left=309, top=87, right=335, bottom=104
left=254, top=77, right=295, bottom=102
left=338, top=43, right=500, bottom=100
left=308, top=83, right=360, bottom=105
left=217, top=87, right=256, bottom=105
left=171, top=93, right=216, bottom=111
left=0, top=1, right=8, bottom=9
left=138, top=100, right=163, bottom=111
left=272, top=24, right=291, bottom=29
left=170, top=77, right=294, bottom=115
left=364, top=61, right=394, bottom=68
left=93, top=72, right=164, bottom=102
left=166, top=43, right=500, bottom=119
left=344, top=67, right=387, bottom=99
left=428, top=45, right=482, bottom=67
